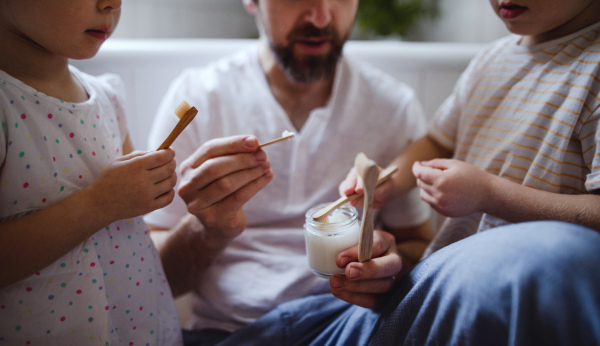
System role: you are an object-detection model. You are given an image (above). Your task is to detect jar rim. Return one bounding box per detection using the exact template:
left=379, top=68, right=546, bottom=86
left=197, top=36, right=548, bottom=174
left=304, top=203, right=359, bottom=232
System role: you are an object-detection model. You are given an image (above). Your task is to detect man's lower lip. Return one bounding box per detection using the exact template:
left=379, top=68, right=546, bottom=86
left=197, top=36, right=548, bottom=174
left=87, top=30, right=108, bottom=40
left=500, top=6, right=526, bottom=19
left=296, top=41, right=330, bottom=54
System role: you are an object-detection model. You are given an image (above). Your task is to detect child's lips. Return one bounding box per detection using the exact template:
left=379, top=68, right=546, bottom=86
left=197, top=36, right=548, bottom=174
left=500, top=4, right=527, bottom=19
left=86, top=28, right=110, bottom=41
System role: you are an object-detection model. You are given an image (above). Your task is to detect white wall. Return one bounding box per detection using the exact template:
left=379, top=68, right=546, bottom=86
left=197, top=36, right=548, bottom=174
left=114, top=0, right=508, bottom=44
left=409, top=0, right=510, bottom=43
left=113, top=0, right=258, bottom=39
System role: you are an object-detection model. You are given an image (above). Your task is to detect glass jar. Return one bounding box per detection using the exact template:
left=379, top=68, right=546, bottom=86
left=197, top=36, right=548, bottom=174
left=304, top=204, right=360, bottom=278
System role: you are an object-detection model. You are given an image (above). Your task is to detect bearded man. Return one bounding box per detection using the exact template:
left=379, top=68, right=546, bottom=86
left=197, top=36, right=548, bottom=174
left=146, top=1, right=432, bottom=345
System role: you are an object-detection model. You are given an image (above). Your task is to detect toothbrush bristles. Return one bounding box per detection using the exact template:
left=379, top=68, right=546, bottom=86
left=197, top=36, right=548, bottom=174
left=174, top=101, right=191, bottom=119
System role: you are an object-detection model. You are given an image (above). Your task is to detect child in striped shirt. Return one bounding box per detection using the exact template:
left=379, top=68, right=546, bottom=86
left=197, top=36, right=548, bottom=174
left=344, top=0, right=600, bottom=261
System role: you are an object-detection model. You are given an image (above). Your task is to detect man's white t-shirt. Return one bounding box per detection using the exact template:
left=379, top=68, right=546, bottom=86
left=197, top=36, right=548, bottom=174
left=145, top=46, right=431, bottom=332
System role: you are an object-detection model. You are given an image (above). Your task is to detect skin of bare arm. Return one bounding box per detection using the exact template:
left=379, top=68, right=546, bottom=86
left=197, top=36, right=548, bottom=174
left=413, top=159, right=600, bottom=231
left=0, top=136, right=177, bottom=289
left=149, top=135, right=274, bottom=298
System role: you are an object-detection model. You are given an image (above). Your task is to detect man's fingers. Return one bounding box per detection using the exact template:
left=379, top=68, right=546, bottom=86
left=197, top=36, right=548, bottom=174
left=330, top=278, right=392, bottom=309
left=339, top=168, right=359, bottom=197
left=183, top=135, right=260, bottom=170
left=343, top=254, right=401, bottom=281
left=331, top=275, right=395, bottom=294
left=186, top=171, right=273, bottom=231
left=336, top=231, right=400, bottom=273
left=182, top=165, right=272, bottom=214
left=180, top=152, right=268, bottom=195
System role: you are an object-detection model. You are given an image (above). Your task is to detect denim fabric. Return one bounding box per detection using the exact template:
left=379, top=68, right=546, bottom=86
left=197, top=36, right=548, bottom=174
left=183, top=329, right=232, bottom=346
left=370, top=221, right=600, bottom=346
left=210, top=221, right=600, bottom=346
left=216, top=293, right=379, bottom=346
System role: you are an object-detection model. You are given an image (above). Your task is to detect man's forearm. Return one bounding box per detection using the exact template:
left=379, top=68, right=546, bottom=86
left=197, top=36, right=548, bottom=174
left=154, top=214, right=233, bottom=298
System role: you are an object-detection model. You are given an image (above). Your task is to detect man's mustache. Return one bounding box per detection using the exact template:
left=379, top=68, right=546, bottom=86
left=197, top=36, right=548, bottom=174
left=288, top=24, right=336, bottom=40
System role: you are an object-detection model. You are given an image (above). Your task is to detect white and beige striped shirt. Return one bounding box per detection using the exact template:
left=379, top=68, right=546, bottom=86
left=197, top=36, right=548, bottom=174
left=425, top=22, right=600, bottom=256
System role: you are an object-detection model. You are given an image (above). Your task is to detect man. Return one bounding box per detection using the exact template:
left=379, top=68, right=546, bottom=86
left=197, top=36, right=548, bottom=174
left=146, top=0, right=431, bottom=344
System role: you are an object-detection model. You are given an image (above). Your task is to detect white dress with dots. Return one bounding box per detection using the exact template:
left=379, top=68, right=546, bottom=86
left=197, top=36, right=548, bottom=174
left=0, top=67, right=182, bottom=345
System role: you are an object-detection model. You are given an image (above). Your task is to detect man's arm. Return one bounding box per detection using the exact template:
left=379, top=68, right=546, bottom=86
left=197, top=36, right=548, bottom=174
left=150, top=215, right=234, bottom=298
left=150, top=135, right=274, bottom=298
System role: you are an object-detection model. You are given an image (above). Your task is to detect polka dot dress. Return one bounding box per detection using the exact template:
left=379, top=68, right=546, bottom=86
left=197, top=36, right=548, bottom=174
left=0, top=67, right=182, bottom=345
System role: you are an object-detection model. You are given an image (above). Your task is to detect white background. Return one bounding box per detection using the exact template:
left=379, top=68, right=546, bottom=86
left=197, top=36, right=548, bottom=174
left=114, top=0, right=509, bottom=43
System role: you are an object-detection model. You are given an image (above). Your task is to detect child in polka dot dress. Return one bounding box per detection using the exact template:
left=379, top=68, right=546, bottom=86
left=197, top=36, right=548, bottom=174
left=0, top=0, right=182, bottom=344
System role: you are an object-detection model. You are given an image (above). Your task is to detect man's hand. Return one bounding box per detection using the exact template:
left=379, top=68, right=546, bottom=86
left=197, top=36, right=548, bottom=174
left=338, top=168, right=397, bottom=210
left=329, top=230, right=401, bottom=308
left=177, top=135, right=273, bottom=240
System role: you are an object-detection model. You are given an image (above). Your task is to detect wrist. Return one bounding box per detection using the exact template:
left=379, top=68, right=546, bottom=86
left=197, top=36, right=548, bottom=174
left=182, top=214, right=234, bottom=253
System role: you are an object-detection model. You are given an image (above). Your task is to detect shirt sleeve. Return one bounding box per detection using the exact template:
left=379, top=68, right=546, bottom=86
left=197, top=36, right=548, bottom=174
left=96, top=73, right=129, bottom=148
left=378, top=86, right=431, bottom=228
left=583, top=106, right=600, bottom=192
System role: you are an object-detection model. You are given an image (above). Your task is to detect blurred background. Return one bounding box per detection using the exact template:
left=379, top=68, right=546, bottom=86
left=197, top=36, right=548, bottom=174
left=113, top=0, right=509, bottom=43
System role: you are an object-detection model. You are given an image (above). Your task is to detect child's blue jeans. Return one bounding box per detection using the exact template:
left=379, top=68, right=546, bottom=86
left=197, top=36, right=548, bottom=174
left=187, top=221, right=600, bottom=346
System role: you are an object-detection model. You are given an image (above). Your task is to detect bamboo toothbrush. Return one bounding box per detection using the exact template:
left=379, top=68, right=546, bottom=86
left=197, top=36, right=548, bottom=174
left=355, top=153, right=379, bottom=263
left=156, top=101, right=198, bottom=150
left=258, top=130, right=295, bottom=148
left=312, top=165, right=398, bottom=223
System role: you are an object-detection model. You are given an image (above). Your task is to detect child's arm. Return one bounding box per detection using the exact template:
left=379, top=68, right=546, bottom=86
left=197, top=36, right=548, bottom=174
left=0, top=148, right=177, bottom=289
left=413, top=159, right=600, bottom=231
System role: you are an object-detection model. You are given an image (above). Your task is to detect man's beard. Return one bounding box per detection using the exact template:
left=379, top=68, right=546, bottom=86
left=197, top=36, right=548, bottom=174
left=270, top=24, right=346, bottom=83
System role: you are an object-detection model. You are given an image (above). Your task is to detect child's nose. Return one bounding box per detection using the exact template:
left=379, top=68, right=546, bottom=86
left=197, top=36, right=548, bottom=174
left=99, top=0, right=122, bottom=12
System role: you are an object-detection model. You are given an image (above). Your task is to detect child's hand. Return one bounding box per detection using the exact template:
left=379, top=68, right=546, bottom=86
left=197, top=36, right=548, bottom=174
left=412, top=159, right=491, bottom=217
left=338, top=168, right=395, bottom=210
left=90, top=149, right=177, bottom=221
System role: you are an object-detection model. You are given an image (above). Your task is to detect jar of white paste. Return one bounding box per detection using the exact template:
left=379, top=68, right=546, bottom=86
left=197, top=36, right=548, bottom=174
left=304, top=204, right=360, bottom=278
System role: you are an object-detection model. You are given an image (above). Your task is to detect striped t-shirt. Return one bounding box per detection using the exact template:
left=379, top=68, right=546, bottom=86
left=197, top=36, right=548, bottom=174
left=424, top=22, right=600, bottom=256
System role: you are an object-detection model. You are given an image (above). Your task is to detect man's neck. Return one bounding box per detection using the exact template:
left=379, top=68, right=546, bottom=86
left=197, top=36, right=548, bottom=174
left=258, top=42, right=335, bottom=132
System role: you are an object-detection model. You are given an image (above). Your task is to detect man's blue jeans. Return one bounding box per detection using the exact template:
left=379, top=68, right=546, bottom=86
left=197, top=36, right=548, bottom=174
left=203, top=221, right=600, bottom=345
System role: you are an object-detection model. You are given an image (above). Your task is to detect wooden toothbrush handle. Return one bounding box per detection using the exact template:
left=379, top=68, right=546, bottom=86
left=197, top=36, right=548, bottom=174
left=157, top=107, right=198, bottom=150
left=356, top=153, right=379, bottom=263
